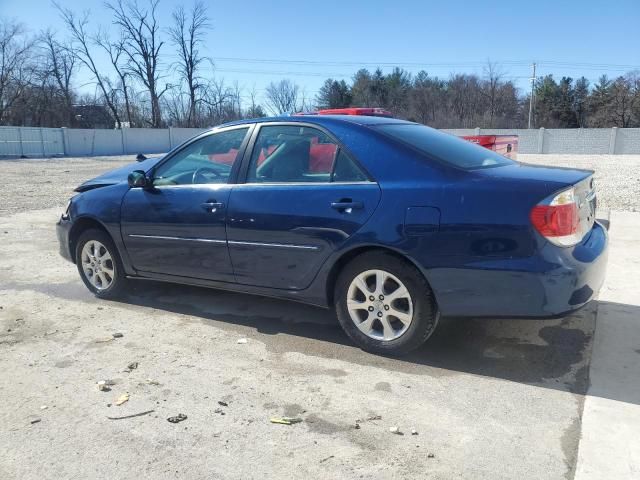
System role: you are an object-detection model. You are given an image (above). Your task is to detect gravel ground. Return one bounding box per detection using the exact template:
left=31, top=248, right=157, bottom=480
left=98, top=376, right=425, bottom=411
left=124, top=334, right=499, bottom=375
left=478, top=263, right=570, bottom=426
left=0, top=155, right=136, bottom=216
left=519, top=155, right=640, bottom=213
left=0, top=153, right=638, bottom=216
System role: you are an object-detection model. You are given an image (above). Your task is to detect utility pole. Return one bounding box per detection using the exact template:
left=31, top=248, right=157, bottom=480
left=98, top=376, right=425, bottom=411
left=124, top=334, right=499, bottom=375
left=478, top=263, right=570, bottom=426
left=528, top=62, right=536, bottom=129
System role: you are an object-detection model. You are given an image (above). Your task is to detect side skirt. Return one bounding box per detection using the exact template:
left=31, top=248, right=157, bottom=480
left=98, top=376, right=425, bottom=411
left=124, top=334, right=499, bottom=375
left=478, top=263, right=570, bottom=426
left=125, top=272, right=330, bottom=309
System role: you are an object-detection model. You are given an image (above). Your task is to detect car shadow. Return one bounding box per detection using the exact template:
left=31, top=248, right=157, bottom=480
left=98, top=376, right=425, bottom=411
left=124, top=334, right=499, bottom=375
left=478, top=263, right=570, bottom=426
left=103, top=279, right=639, bottom=403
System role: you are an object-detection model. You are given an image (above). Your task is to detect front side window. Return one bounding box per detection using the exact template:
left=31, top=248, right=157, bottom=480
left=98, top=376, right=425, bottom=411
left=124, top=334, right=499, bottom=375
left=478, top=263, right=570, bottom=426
left=153, top=127, right=249, bottom=185
left=247, top=125, right=367, bottom=183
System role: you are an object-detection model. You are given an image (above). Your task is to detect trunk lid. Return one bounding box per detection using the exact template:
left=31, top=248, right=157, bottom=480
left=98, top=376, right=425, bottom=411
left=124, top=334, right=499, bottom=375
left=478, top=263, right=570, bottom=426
left=476, top=162, right=596, bottom=244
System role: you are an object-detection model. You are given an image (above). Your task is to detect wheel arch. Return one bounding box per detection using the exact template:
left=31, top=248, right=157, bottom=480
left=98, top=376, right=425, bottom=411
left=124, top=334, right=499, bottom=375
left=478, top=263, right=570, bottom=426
left=325, top=245, right=436, bottom=307
left=68, top=216, right=113, bottom=263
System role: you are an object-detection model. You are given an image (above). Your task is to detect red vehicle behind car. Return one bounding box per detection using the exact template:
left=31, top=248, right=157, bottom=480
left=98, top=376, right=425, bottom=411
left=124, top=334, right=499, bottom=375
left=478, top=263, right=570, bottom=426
left=461, top=135, right=518, bottom=159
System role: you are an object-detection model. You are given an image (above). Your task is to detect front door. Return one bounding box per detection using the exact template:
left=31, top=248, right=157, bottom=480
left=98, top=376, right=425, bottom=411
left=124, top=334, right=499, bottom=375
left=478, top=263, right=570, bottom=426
left=121, top=126, right=251, bottom=281
left=227, top=124, right=381, bottom=290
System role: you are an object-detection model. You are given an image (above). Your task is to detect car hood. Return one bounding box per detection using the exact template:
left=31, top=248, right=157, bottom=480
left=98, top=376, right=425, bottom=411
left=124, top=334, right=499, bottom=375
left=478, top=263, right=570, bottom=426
left=75, top=156, right=163, bottom=192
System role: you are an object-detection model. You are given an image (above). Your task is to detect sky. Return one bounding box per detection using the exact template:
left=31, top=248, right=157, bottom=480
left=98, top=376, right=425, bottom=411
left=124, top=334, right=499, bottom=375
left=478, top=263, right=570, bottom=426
left=2, top=0, right=639, bottom=106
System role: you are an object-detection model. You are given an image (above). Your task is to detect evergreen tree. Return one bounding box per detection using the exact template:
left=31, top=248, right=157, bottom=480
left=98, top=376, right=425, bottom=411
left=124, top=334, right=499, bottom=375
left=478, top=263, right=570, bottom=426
left=316, top=79, right=352, bottom=109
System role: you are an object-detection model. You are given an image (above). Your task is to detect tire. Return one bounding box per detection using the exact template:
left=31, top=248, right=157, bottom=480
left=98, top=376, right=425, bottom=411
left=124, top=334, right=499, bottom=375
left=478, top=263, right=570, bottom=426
left=334, top=251, right=439, bottom=356
left=75, top=228, right=126, bottom=299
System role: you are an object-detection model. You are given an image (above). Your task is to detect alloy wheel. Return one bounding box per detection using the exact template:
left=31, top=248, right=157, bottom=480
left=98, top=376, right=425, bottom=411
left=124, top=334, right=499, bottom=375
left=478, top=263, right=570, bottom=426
left=81, top=240, right=115, bottom=291
left=346, top=269, right=414, bottom=341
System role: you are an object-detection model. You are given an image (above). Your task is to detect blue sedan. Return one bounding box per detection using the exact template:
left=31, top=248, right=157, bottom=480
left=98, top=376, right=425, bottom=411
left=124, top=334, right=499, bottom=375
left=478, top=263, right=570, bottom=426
left=56, top=115, right=608, bottom=355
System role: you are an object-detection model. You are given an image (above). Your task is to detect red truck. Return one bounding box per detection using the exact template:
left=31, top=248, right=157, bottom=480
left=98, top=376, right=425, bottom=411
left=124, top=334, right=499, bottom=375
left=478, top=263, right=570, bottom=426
left=461, top=135, right=518, bottom=160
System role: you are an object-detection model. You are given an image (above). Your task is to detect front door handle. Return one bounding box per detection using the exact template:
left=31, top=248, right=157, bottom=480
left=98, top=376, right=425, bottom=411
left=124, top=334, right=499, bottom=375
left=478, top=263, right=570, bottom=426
left=331, top=201, right=363, bottom=213
left=201, top=201, right=224, bottom=213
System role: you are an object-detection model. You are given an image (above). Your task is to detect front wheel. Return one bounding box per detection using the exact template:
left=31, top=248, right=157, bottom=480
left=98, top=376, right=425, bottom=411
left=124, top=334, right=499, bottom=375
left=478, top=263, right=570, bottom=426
left=334, top=251, right=439, bottom=356
left=75, top=229, right=126, bottom=299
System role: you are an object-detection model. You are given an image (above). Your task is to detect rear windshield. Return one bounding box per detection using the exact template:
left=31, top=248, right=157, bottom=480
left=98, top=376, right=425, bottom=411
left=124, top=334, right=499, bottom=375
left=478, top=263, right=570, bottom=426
left=375, top=124, right=515, bottom=169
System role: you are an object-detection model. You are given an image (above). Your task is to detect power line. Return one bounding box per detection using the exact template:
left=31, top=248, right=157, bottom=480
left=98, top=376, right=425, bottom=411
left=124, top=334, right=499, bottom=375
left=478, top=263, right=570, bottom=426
left=212, top=56, right=640, bottom=71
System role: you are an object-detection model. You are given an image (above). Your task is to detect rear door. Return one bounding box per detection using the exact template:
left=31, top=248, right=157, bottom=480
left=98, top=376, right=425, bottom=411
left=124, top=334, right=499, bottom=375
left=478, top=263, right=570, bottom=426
left=227, top=123, right=381, bottom=290
left=121, top=126, right=252, bottom=281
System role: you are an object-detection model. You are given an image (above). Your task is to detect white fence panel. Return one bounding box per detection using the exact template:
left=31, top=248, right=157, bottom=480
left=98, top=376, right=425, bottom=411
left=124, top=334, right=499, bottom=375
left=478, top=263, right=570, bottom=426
left=42, top=128, right=64, bottom=156
left=543, top=128, right=611, bottom=154
left=615, top=128, right=640, bottom=154
left=0, top=127, right=22, bottom=156
left=124, top=128, right=170, bottom=154
left=93, top=129, right=124, bottom=156
left=170, top=127, right=207, bottom=148
left=3, top=126, right=640, bottom=158
left=66, top=129, right=101, bottom=156
left=20, top=128, right=46, bottom=156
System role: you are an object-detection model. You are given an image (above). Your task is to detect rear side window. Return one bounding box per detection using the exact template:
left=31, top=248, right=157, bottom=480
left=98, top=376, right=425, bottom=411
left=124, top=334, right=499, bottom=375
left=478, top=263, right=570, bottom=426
left=375, top=124, right=515, bottom=169
left=247, top=125, right=367, bottom=183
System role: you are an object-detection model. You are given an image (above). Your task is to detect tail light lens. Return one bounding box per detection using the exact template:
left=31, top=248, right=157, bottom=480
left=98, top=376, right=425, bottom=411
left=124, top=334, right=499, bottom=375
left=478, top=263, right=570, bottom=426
left=530, top=187, right=581, bottom=246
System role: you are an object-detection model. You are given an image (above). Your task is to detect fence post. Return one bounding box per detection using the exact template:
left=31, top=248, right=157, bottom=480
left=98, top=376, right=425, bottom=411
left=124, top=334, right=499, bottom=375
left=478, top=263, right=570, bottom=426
left=39, top=127, right=46, bottom=157
left=122, top=128, right=128, bottom=154
left=17, top=127, right=24, bottom=157
left=609, top=127, right=618, bottom=154
left=168, top=126, right=174, bottom=150
left=537, top=127, right=545, bottom=154
left=474, top=127, right=481, bottom=135
left=120, top=128, right=126, bottom=154
left=60, top=127, right=68, bottom=156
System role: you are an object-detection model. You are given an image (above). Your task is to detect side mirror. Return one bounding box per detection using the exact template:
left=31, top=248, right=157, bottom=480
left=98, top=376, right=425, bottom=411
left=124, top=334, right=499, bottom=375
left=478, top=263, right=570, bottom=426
left=128, top=170, right=149, bottom=188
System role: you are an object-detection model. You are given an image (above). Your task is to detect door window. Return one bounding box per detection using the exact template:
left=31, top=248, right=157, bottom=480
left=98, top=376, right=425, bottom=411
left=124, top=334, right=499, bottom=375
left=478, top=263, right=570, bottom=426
left=247, top=125, right=367, bottom=183
left=153, top=127, right=249, bottom=185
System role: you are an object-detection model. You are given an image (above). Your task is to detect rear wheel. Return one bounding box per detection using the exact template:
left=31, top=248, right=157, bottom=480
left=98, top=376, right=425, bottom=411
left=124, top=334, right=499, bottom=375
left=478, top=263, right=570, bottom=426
left=334, top=251, right=438, bottom=355
left=75, top=229, right=126, bottom=299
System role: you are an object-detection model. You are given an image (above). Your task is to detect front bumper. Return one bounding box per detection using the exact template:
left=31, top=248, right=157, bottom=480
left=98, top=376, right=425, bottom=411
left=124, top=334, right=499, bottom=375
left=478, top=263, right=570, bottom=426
left=429, top=221, right=609, bottom=318
left=56, top=215, right=73, bottom=262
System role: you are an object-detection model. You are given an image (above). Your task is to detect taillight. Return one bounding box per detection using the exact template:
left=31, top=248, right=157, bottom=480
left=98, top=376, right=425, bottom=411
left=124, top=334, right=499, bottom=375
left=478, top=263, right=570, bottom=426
left=530, top=187, right=581, bottom=246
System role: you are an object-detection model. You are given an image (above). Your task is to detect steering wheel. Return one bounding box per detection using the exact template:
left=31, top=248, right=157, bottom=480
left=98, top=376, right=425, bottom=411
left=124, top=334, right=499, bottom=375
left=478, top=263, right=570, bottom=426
left=192, top=167, right=221, bottom=184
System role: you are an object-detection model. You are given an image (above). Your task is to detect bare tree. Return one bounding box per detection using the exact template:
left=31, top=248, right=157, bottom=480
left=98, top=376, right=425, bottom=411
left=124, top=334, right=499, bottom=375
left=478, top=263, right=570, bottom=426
left=264, top=79, right=300, bottom=115
left=41, top=30, right=76, bottom=125
left=608, top=76, right=634, bottom=127
left=482, top=60, right=504, bottom=127
left=54, top=3, right=121, bottom=127
left=169, top=1, right=210, bottom=127
left=107, top=0, right=167, bottom=127
left=95, top=32, right=133, bottom=126
left=0, top=21, right=35, bottom=124
left=246, top=85, right=265, bottom=118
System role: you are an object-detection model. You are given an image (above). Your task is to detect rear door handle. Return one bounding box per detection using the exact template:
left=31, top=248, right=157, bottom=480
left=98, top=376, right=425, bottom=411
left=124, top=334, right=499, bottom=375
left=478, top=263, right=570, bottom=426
left=331, top=201, right=363, bottom=213
left=201, top=201, right=224, bottom=213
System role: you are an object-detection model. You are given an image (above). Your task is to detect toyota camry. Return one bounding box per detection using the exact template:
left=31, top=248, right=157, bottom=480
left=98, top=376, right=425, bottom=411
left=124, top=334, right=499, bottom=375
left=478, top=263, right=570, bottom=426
left=56, top=115, right=608, bottom=355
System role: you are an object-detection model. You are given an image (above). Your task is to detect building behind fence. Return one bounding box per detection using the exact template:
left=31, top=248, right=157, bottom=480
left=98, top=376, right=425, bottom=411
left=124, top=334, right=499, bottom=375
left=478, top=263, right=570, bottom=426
left=1, top=126, right=640, bottom=158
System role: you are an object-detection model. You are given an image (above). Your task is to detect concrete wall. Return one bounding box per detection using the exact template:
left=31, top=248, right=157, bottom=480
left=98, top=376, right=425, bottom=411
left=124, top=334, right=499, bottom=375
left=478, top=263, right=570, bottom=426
left=443, top=127, right=640, bottom=154
left=0, top=126, right=206, bottom=158
left=2, top=125, right=640, bottom=158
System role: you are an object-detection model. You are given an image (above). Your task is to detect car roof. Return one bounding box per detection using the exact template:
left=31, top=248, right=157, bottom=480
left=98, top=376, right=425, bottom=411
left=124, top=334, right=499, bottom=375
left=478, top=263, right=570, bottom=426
left=218, top=114, right=415, bottom=129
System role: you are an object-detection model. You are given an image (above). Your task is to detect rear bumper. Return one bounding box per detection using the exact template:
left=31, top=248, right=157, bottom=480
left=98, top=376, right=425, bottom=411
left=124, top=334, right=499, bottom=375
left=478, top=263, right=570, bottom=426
left=56, top=215, right=73, bottom=262
left=429, top=221, right=609, bottom=318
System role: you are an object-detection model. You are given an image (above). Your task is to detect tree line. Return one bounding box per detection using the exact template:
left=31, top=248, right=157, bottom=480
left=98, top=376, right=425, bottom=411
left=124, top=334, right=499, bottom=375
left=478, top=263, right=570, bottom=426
left=1, top=0, right=639, bottom=129
left=316, top=68, right=640, bottom=128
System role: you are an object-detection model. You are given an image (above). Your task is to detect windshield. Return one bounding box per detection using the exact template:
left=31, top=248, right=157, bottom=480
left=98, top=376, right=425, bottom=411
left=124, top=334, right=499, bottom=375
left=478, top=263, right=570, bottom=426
left=375, top=124, right=516, bottom=169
